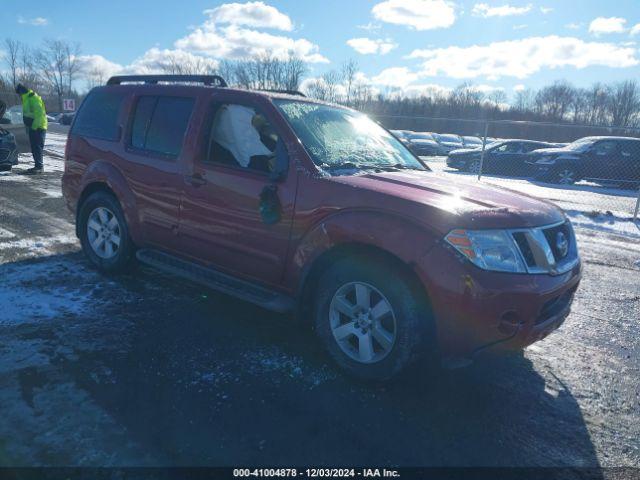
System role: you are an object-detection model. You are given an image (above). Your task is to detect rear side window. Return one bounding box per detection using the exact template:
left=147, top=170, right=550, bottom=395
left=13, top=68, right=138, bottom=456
left=129, top=96, right=195, bottom=158
left=72, top=90, right=126, bottom=141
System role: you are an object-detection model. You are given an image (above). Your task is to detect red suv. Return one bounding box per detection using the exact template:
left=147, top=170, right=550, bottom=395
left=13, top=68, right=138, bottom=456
left=62, top=75, right=581, bottom=380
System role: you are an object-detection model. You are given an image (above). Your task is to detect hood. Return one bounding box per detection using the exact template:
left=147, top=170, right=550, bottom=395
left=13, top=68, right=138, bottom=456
left=449, top=148, right=480, bottom=155
left=328, top=170, right=564, bottom=232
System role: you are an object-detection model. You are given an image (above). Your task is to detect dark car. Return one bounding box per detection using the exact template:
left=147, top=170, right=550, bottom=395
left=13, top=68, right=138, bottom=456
left=447, top=140, right=559, bottom=175
left=62, top=74, right=581, bottom=380
left=407, top=139, right=446, bottom=157
left=527, top=136, right=640, bottom=187
left=0, top=102, right=19, bottom=171
left=60, top=112, right=76, bottom=125
left=433, top=133, right=464, bottom=153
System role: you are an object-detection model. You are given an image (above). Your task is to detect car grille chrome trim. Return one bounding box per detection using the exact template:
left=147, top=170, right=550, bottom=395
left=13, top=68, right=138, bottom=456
left=509, top=220, right=579, bottom=276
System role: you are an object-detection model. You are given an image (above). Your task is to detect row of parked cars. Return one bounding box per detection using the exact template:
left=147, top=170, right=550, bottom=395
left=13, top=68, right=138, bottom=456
left=392, top=129, right=640, bottom=188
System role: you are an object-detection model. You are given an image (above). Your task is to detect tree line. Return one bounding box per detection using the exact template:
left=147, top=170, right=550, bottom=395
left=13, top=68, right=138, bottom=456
left=2, top=37, right=639, bottom=130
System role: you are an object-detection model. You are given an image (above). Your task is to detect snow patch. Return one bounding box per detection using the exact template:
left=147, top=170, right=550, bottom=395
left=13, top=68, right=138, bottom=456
left=0, top=258, right=105, bottom=325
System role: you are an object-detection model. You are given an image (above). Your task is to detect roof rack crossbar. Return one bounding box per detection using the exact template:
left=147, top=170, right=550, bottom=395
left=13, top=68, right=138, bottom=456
left=107, top=74, right=227, bottom=87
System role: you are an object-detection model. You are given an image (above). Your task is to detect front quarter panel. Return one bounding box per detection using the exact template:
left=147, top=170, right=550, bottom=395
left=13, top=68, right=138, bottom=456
left=285, top=205, right=441, bottom=294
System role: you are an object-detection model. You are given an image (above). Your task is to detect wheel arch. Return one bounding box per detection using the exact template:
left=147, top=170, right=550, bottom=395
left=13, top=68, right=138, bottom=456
left=296, top=241, right=433, bottom=326
left=76, top=161, right=140, bottom=242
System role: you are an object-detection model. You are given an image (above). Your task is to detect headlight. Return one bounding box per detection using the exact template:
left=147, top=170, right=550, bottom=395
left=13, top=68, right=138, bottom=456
left=445, top=229, right=526, bottom=273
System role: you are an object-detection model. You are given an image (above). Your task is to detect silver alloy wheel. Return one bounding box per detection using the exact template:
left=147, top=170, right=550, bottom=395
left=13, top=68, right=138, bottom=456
left=557, top=169, right=576, bottom=185
left=87, top=206, right=121, bottom=259
left=329, top=281, right=397, bottom=364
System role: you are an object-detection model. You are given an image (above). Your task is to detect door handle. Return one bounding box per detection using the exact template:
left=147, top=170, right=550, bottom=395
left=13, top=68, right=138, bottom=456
left=184, top=173, right=206, bottom=187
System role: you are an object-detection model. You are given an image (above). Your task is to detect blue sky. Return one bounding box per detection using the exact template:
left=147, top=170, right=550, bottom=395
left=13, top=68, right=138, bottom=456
left=3, top=0, right=640, bottom=98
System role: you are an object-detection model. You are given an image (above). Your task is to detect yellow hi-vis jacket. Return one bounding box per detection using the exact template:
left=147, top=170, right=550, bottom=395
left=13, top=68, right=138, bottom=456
left=21, top=89, right=48, bottom=131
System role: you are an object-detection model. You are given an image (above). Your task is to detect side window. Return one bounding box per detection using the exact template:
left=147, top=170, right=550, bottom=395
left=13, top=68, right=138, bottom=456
left=129, top=96, right=195, bottom=158
left=205, top=103, right=279, bottom=173
left=522, top=143, right=540, bottom=153
left=620, top=141, right=638, bottom=159
left=505, top=143, right=521, bottom=153
left=593, top=141, right=616, bottom=156
left=72, top=89, right=126, bottom=141
left=495, top=144, right=508, bottom=153
left=131, top=96, right=156, bottom=149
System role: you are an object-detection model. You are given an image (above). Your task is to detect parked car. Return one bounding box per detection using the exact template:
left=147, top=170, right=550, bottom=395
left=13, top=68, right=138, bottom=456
left=447, top=140, right=560, bottom=175
left=527, top=136, right=640, bottom=187
left=62, top=74, right=581, bottom=380
left=433, top=133, right=464, bottom=153
left=461, top=136, right=483, bottom=148
left=408, top=139, right=445, bottom=157
left=0, top=102, right=18, bottom=171
left=60, top=112, right=76, bottom=125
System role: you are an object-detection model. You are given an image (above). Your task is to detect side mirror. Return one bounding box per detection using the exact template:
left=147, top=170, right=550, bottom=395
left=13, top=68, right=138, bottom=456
left=269, top=139, right=289, bottom=183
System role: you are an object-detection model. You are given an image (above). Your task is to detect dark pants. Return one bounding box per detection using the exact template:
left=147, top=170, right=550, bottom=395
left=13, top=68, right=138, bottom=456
left=28, top=128, right=46, bottom=169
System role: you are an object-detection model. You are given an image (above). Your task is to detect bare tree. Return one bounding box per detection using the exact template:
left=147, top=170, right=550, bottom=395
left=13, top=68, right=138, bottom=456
left=3, top=38, right=21, bottom=87
left=607, top=80, right=640, bottom=127
left=34, top=39, right=81, bottom=110
left=341, top=59, right=358, bottom=105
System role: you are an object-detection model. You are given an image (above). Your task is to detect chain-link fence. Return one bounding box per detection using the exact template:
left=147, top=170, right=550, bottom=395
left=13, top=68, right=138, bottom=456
left=375, top=114, right=640, bottom=226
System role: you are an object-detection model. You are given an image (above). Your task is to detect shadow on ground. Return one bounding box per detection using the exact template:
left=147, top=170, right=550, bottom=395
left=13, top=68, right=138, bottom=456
left=1, top=253, right=600, bottom=468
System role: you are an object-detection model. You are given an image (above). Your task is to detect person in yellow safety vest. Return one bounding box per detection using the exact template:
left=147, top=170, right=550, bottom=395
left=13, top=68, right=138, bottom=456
left=15, top=83, right=48, bottom=174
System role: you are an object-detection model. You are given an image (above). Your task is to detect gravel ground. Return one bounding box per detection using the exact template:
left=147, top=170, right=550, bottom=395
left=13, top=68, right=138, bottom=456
left=0, top=134, right=638, bottom=468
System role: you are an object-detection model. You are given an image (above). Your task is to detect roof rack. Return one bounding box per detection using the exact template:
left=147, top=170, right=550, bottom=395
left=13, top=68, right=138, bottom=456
left=260, top=89, right=306, bottom=97
left=106, top=74, right=227, bottom=88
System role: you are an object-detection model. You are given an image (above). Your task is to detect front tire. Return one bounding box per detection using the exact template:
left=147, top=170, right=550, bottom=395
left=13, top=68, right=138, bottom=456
left=78, top=191, right=135, bottom=273
left=551, top=167, right=578, bottom=185
left=314, top=256, right=435, bottom=381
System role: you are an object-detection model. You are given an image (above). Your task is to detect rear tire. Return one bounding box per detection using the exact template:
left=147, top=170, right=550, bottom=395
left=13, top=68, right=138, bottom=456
left=78, top=191, right=135, bottom=274
left=313, top=256, right=436, bottom=381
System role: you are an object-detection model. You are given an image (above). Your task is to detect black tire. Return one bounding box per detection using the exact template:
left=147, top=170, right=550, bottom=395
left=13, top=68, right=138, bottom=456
left=78, top=191, right=135, bottom=274
left=313, top=256, right=436, bottom=381
left=467, top=159, right=481, bottom=174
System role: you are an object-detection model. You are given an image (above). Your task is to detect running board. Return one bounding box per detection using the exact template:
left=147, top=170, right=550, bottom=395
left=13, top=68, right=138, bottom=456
left=136, top=249, right=295, bottom=313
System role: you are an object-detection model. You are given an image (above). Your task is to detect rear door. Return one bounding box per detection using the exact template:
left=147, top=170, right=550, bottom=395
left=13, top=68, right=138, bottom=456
left=177, top=93, right=298, bottom=287
left=585, top=140, right=618, bottom=180
left=616, top=140, right=640, bottom=183
left=121, top=93, right=196, bottom=250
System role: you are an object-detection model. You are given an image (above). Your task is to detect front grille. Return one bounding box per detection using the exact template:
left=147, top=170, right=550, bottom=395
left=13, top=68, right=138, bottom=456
left=542, top=222, right=572, bottom=262
left=510, top=221, right=578, bottom=275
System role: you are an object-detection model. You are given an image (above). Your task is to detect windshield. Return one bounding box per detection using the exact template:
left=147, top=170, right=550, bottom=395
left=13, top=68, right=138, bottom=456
left=436, top=134, right=462, bottom=143
left=565, top=138, right=596, bottom=151
left=275, top=100, right=425, bottom=173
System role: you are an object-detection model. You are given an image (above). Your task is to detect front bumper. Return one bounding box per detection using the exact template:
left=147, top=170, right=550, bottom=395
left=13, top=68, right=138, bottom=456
left=417, top=242, right=582, bottom=360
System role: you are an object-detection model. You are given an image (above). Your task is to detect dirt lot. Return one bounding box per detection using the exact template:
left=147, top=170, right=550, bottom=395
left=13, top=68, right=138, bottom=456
left=0, top=134, right=639, bottom=468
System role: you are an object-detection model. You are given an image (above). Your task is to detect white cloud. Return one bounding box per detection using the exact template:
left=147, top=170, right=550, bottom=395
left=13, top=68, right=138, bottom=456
left=371, top=67, right=419, bottom=88
left=372, top=0, right=456, bottom=31
left=76, top=54, right=124, bottom=79
left=513, top=24, right=528, bottom=30
left=174, top=4, right=327, bottom=63
left=347, top=37, right=397, bottom=55
left=204, top=1, right=293, bottom=31
left=540, top=6, right=553, bottom=14
left=630, top=23, right=640, bottom=36
left=513, top=84, right=527, bottom=92
left=588, top=17, right=627, bottom=36
left=472, top=3, right=532, bottom=18
left=127, top=48, right=220, bottom=74
left=408, top=35, right=639, bottom=80
left=565, top=22, right=582, bottom=30
left=76, top=48, right=221, bottom=82
left=17, top=16, right=48, bottom=26
left=357, top=22, right=382, bottom=31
